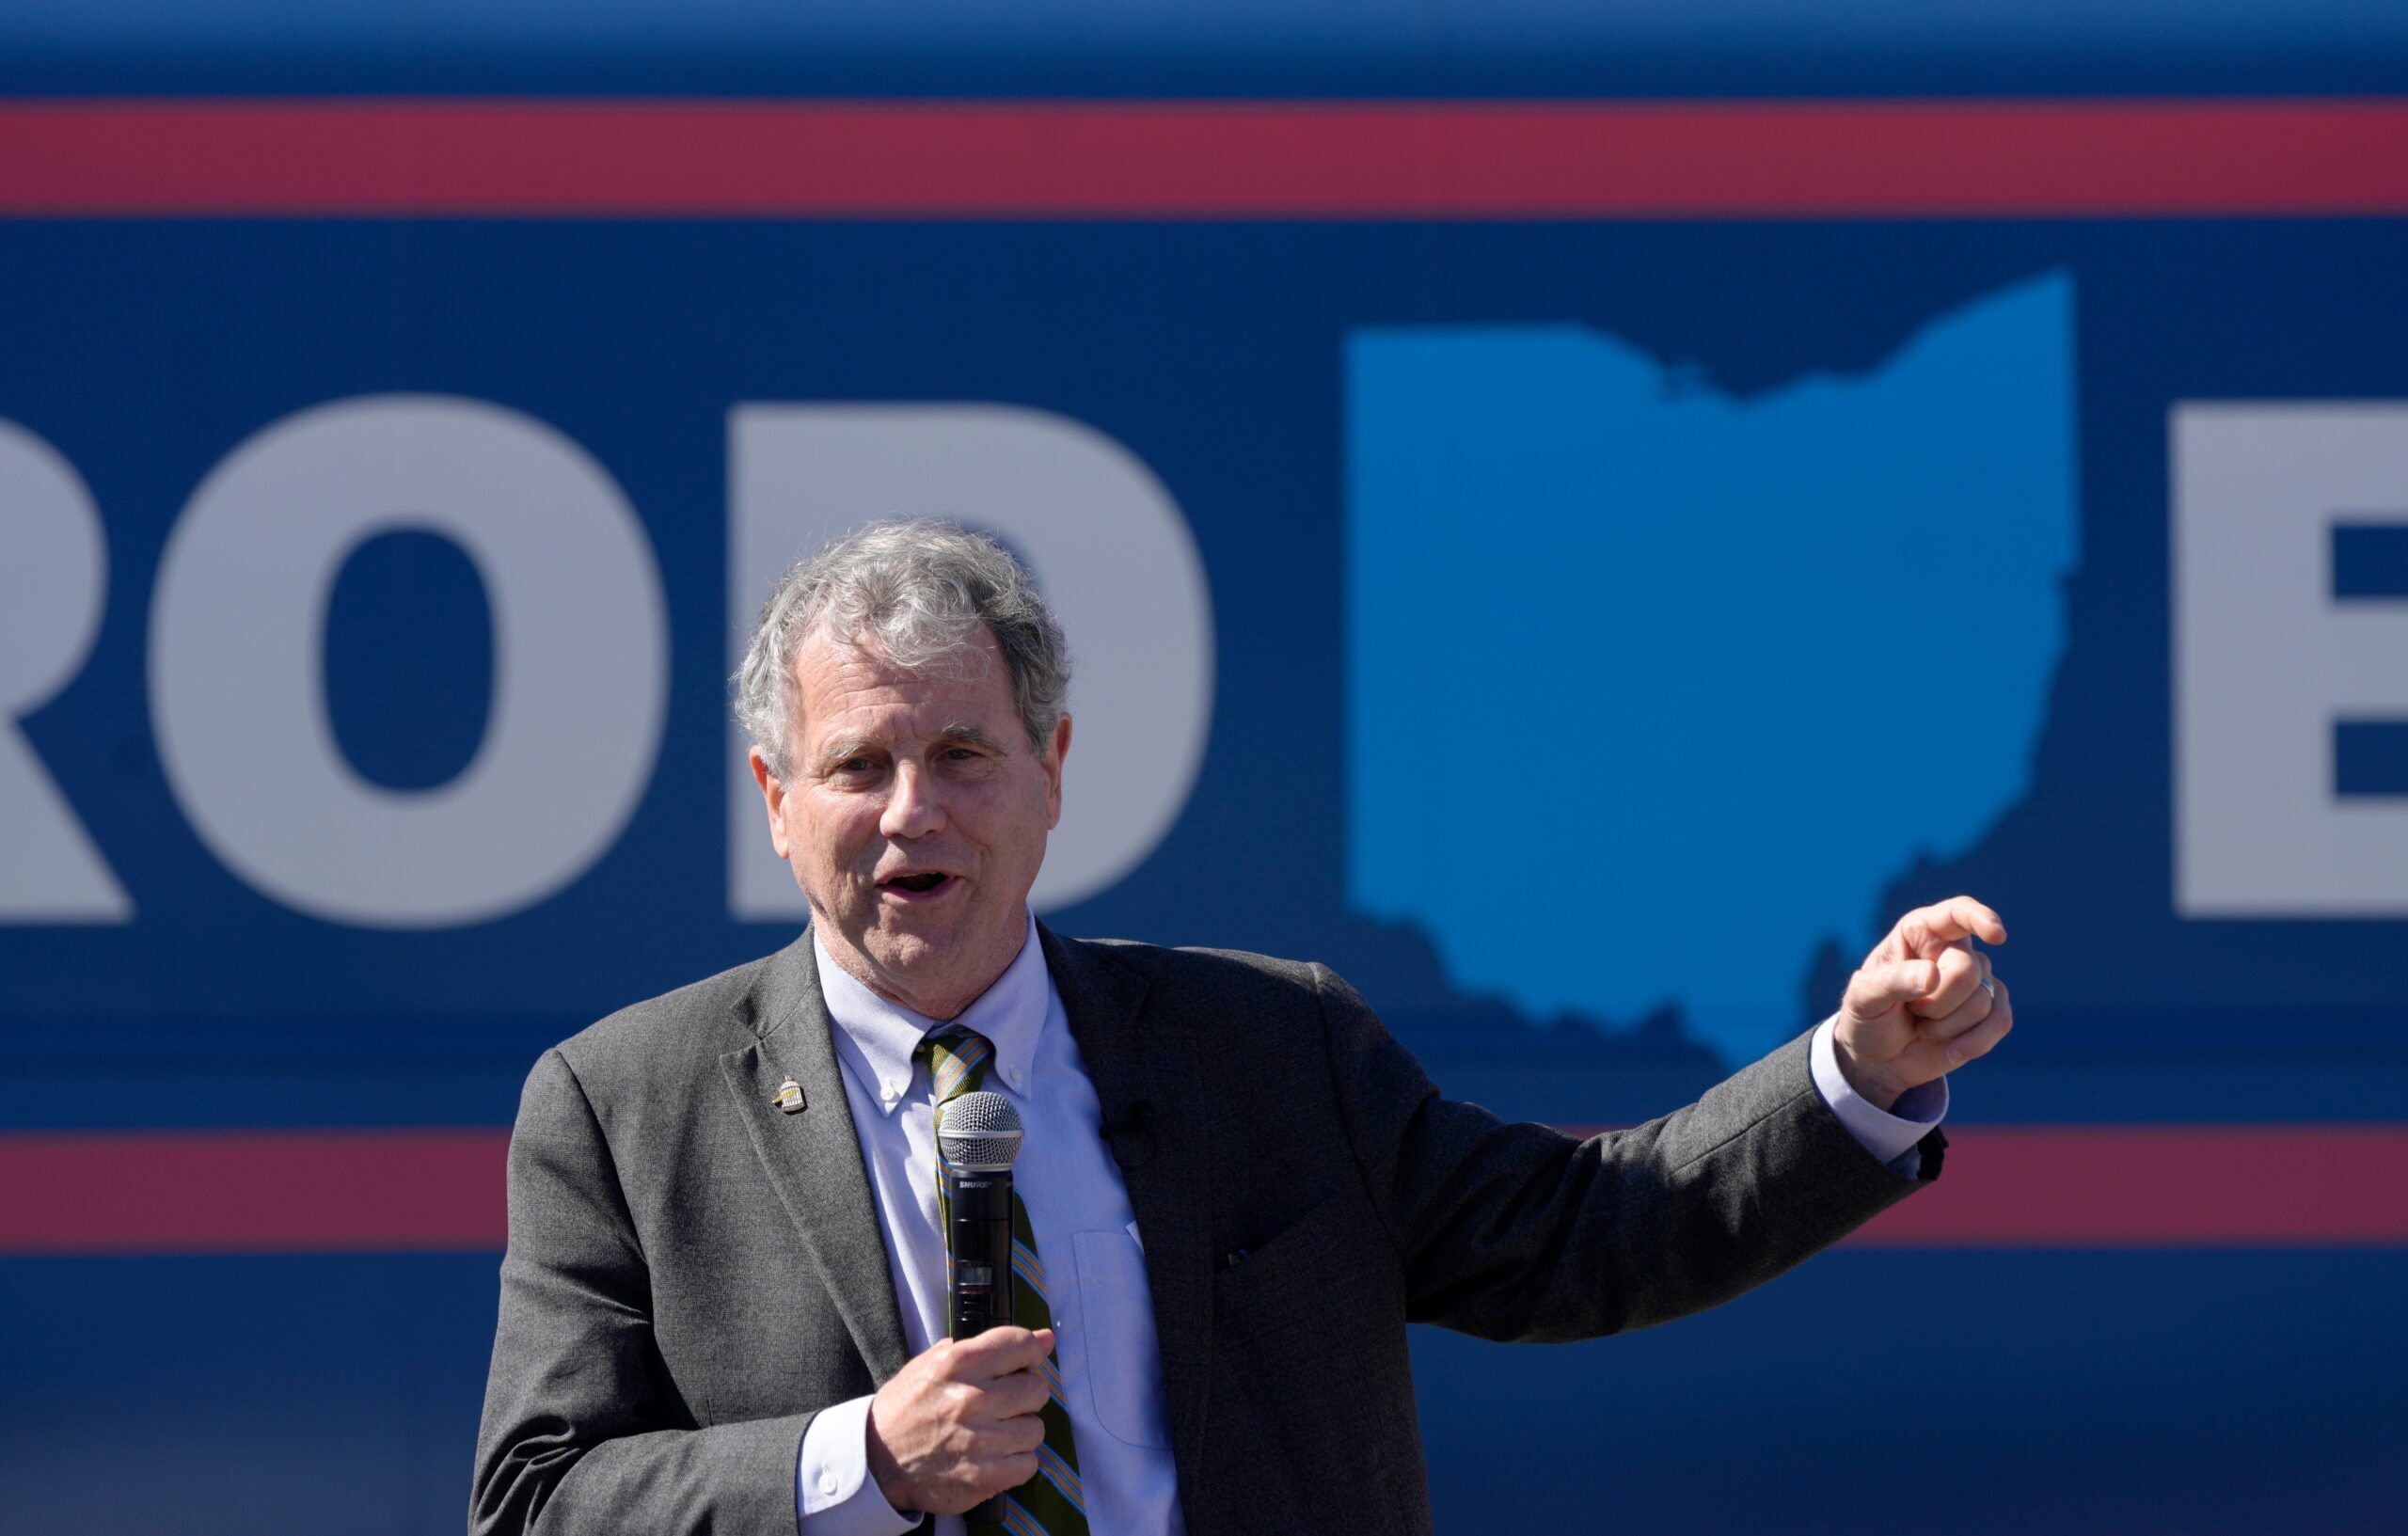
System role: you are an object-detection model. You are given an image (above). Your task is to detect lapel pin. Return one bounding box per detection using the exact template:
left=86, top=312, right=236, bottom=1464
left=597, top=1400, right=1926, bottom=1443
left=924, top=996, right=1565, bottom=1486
left=772, top=1076, right=805, bottom=1114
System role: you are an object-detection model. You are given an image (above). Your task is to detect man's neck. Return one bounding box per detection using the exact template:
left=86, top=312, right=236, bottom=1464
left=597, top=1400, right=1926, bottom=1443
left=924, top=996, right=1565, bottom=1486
left=817, top=911, right=1032, bottom=1022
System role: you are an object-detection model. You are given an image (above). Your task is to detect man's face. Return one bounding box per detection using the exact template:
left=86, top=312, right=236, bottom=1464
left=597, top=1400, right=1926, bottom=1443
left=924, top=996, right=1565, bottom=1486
left=750, top=622, right=1069, bottom=1020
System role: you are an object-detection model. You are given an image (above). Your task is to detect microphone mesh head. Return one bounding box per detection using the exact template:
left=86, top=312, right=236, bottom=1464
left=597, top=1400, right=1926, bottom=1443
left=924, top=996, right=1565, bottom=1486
left=938, top=1090, right=1023, bottom=1172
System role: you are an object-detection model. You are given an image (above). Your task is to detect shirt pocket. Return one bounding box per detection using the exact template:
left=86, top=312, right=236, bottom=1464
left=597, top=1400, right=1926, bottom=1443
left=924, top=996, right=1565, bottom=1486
left=1069, top=1227, right=1174, bottom=1450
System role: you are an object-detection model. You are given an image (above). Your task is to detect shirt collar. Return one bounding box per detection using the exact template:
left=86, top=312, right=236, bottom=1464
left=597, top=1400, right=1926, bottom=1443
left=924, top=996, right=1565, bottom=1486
left=812, top=913, right=1051, bottom=1116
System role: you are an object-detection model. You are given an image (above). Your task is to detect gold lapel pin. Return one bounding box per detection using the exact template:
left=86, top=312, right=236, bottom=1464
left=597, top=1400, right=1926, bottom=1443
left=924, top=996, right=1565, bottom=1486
left=772, top=1076, right=805, bottom=1114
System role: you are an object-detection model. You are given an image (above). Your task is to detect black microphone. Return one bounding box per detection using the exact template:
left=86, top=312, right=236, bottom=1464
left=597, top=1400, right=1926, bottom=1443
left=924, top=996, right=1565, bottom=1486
left=937, top=1091, right=1026, bottom=1527
left=937, top=1090, right=1023, bottom=1340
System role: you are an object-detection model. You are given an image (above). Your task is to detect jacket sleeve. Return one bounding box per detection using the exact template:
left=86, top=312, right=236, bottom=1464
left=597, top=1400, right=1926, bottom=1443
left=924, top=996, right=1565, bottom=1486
left=1308, top=963, right=1938, bottom=1344
left=470, top=1047, right=814, bottom=1536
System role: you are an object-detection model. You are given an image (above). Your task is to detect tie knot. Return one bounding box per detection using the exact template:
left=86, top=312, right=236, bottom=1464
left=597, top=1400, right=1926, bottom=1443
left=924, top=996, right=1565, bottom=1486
left=918, top=1025, right=995, bottom=1104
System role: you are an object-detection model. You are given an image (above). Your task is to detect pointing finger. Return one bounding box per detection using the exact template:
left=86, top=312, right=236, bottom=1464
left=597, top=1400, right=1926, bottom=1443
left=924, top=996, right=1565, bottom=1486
left=1898, top=895, right=2007, bottom=954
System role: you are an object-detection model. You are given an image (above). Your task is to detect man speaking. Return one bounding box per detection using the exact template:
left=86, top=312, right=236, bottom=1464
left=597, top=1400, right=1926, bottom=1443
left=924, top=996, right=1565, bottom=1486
left=472, top=520, right=2013, bottom=1535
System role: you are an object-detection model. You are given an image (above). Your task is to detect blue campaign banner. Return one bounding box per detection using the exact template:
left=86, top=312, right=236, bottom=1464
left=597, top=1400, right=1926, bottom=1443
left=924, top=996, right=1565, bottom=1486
left=3, top=8, right=2406, bottom=1533
left=8, top=217, right=2408, bottom=1072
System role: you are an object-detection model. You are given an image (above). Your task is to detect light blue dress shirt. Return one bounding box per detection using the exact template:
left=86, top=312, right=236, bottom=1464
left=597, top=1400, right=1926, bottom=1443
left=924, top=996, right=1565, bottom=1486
left=797, top=916, right=1942, bottom=1532
left=798, top=916, right=1184, bottom=1536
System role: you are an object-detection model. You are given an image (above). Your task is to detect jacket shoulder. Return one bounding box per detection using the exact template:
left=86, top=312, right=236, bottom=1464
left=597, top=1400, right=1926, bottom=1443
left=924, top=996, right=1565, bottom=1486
left=1067, top=934, right=1335, bottom=1014
left=543, top=943, right=793, bottom=1094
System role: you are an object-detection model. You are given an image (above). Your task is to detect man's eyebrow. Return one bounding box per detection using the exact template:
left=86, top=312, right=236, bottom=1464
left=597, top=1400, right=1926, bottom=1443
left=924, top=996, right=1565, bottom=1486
left=812, top=733, right=879, bottom=770
left=811, top=724, right=1009, bottom=770
left=936, top=722, right=1011, bottom=754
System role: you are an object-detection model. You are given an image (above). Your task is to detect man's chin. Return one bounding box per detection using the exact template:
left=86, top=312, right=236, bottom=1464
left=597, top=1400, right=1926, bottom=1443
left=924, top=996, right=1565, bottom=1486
left=862, top=929, right=946, bottom=973
left=844, top=908, right=1031, bottom=1016
left=849, top=919, right=965, bottom=985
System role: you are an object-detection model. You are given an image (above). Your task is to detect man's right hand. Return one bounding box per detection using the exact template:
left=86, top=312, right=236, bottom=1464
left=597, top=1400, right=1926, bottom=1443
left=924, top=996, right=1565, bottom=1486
left=864, top=1326, right=1055, bottom=1515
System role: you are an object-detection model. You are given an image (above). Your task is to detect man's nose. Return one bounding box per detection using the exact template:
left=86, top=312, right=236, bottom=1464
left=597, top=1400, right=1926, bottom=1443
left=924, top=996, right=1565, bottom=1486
left=879, top=762, right=945, bottom=842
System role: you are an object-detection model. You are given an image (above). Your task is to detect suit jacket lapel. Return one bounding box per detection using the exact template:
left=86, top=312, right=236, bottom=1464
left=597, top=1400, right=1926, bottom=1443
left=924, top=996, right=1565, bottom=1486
left=718, top=929, right=912, bottom=1385
left=1039, top=923, right=1217, bottom=1486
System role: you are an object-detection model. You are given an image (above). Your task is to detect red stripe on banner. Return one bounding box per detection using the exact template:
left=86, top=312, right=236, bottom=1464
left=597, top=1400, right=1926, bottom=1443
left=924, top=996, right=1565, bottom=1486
left=1545, top=1125, right=2408, bottom=1247
left=0, top=1129, right=510, bottom=1254
left=2, top=1126, right=2405, bottom=1255
left=1846, top=1126, right=2408, bottom=1248
left=0, top=99, right=2405, bottom=217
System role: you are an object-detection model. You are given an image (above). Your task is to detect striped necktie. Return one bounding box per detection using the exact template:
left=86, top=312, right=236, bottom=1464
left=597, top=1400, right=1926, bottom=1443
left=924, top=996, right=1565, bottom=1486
left=920, top=1026, right=1090, bottom=1536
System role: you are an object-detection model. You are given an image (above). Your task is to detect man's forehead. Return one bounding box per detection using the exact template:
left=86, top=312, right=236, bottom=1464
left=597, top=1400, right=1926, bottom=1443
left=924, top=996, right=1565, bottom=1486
left=793, top=627, right=1013, bottom=739
left=796, top=619, right=1001, bottom=675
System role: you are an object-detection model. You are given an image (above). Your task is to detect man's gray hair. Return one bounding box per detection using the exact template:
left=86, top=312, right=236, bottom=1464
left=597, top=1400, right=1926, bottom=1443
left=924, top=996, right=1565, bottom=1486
left=734, top=519, right=1070, bottom=780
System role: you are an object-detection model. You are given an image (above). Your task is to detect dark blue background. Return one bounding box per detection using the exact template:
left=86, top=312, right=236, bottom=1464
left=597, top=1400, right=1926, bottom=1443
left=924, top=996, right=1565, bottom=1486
left=7, top=0, right=2408, bottom=98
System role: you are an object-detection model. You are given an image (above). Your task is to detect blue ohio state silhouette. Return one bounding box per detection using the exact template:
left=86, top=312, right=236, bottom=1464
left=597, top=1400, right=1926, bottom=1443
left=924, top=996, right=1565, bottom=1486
left=1346, top=271, right=2077, bottom=1062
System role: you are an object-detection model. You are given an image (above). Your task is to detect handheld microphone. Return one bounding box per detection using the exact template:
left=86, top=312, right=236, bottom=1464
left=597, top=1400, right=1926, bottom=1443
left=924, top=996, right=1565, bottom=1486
left=937, top=1090, right=1023, bottom=1340
left=938, top=1091, right=1027, bottom=1528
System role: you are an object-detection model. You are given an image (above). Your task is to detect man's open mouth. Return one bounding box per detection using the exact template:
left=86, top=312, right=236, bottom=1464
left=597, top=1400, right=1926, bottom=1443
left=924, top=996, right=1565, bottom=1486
left=880, top=872, right=953, bottom=895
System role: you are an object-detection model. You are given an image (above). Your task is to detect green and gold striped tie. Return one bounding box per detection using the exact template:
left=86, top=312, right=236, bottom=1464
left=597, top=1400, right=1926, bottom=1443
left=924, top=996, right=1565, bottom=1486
left=921, top=1026, right=1090, bottom=1536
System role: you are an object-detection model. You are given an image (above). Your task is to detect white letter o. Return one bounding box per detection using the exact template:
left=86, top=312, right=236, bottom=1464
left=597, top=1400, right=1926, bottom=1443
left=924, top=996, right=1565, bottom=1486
left=150, top=395, right=668, bottom=927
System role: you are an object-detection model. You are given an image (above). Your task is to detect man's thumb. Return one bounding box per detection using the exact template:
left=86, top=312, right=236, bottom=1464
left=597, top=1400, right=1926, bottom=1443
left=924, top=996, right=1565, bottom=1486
left=1850, top=958, right=1939, bottom=1014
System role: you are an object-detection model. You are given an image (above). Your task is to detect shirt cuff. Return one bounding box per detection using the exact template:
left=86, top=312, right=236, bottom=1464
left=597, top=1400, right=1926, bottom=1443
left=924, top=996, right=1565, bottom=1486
left=1810, top=1015, right=1947, bottom=1176
left=797, top=1394, right=919, bottom=1536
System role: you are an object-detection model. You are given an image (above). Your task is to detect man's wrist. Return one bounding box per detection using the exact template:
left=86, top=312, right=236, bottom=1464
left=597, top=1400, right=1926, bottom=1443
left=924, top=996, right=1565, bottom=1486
left=863, top=1392, right=913, bottom=1513
left=798, top=1395, right=917, bottom=1535
left=1811, top=1017, right=1948, bottom=1171
left=1830, top=1027, right=1910, bottom=1111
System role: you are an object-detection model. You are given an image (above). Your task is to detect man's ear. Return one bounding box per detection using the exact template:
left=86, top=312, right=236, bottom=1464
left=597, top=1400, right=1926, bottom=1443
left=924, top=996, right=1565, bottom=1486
left=749, top=747, right=793, bottom=860
left=1042, top=714, right=1072, bottom=829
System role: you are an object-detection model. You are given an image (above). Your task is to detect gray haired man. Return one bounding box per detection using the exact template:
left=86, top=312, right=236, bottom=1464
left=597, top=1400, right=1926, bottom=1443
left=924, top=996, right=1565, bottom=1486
left=474, top=519, right=2012, bottom=1535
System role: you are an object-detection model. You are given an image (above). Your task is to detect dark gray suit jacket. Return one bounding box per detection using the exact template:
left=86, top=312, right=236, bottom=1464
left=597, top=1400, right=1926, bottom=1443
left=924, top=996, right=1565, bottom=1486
left=472, top=924, right=1936, bottom=1535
